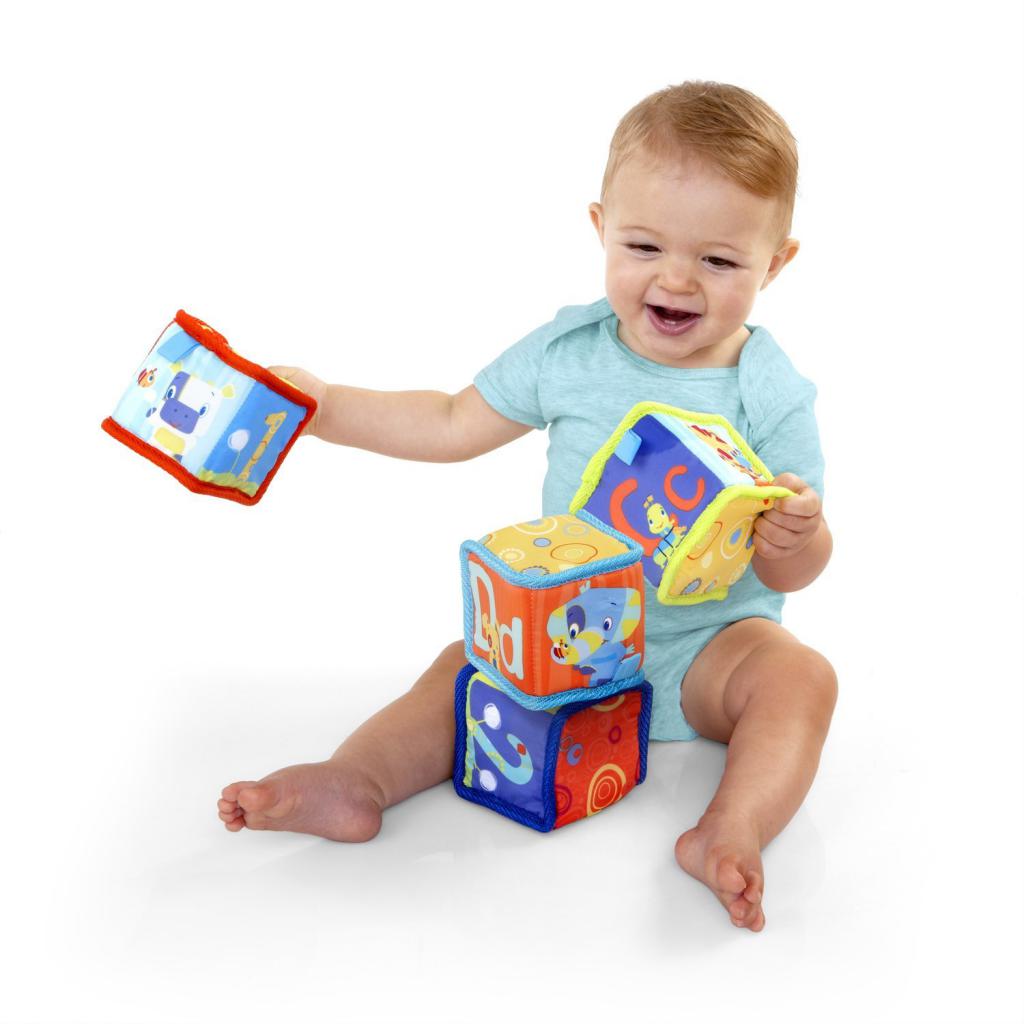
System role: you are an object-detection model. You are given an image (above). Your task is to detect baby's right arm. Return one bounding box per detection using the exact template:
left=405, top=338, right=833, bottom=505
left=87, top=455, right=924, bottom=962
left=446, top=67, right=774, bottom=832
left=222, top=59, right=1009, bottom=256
left=270, top=367, right=533, bottom=463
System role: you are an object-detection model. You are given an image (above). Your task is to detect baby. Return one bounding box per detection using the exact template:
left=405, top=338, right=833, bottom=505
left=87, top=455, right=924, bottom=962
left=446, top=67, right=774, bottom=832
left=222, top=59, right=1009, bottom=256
left=217, top=81, right=837, bottom=933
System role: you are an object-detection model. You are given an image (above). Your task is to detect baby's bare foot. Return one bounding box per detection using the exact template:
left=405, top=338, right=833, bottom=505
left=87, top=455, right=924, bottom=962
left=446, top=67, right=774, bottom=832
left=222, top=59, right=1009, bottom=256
left=217, top=759, right=384, bottom=842
left=674, top=809, right=766, bottom=931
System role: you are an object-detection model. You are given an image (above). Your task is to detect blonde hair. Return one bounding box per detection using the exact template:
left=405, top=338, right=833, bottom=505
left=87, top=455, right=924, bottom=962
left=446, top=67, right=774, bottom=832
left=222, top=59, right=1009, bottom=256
left=601, top=81, right=799, bottom=240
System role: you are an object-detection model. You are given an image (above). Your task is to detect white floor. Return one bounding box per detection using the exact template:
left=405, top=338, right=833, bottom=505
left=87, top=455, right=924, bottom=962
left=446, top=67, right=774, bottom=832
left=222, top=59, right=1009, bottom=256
left=4, top=639, right=1021, bottom=1024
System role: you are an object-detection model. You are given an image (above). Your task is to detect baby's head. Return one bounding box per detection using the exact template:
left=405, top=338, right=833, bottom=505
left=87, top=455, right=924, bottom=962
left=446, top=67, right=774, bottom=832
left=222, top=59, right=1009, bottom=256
left=590, top=81, right=801, bottom=369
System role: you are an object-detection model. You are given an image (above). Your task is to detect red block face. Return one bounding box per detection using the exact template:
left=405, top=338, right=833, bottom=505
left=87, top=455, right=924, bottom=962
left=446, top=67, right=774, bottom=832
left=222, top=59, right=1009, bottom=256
left=553, top=689, right=646, bottom=828
left=464, top=552, right=645, bottom=699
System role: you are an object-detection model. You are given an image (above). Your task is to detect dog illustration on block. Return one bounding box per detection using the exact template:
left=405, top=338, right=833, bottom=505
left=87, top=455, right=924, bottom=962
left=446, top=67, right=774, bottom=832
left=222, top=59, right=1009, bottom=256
left=144, top=363, right=235, bottom=461
left=547, top=582, right=642, bottom=686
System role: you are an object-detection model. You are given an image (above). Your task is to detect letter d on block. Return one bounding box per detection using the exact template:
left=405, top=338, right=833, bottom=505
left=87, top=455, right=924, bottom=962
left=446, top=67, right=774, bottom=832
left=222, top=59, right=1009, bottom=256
left=466, top=560, right=525, bottom=681
left=499, top=617, right=524, bottom=680
left=467, top=560, right=497, bottom=652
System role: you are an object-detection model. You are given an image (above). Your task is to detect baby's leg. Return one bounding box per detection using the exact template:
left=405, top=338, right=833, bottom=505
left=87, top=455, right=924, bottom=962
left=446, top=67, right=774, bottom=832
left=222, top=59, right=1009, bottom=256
left=217, top=640, right=463, bottom=841
left=674, top=618, right=837, bottom=931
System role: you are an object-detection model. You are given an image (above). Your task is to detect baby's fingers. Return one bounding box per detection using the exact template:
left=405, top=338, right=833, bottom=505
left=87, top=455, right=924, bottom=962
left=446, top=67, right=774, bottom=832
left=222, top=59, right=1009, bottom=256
left=777, top=493, right=819, bottom=518
left=761, top=507, right=816, bottom=533
left=753, top=515, right=800, bottom=552
left=269, top=365, right=318, bottom=393
left=267, top=365, right=328, bottom=436
left=752, top=524, right=789, bottom=559
left=769, top=475, right=821, bottom=518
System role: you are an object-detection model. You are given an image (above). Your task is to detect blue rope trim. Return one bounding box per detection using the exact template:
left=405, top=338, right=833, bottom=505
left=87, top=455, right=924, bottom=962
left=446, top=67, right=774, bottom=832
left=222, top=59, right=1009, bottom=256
left=452, top=661, right=475, bottom=786
left=452, top=666, right=655, bottom=833
left=635, top=680, right=654, bottom=785
left=464, top=652, right=645, bottom=710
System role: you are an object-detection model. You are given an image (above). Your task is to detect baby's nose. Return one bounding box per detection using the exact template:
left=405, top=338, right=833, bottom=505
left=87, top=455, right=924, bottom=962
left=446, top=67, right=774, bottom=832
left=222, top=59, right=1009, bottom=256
left=658, top=258, right=699, bottom=294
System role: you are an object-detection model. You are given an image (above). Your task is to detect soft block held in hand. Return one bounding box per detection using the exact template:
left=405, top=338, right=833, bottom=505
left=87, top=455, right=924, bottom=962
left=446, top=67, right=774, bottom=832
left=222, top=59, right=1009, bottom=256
left=102, top=312, right=317, bottom=505
left=570, top=402, right=795, bottom=604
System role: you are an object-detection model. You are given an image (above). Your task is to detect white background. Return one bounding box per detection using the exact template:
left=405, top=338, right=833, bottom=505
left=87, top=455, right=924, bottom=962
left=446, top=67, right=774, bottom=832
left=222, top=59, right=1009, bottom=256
left=2, top=1, right=1022, bottom=1021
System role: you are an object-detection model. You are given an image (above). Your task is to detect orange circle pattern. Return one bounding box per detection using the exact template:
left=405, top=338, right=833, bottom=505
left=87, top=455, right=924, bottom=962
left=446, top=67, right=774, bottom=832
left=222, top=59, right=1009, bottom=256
left=552, top=690, right=643, bottom=828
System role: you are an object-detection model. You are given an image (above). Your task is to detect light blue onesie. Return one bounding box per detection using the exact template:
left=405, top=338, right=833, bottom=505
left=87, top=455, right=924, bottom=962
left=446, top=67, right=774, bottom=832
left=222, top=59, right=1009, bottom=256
left=473, top=298, right=825, bottom=741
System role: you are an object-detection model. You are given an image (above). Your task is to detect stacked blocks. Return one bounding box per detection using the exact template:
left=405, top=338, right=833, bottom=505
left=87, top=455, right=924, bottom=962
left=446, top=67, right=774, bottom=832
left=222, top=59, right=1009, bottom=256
left=455, top=512, right=653, bottom=831
left=571, top=402, right=796, bottom=605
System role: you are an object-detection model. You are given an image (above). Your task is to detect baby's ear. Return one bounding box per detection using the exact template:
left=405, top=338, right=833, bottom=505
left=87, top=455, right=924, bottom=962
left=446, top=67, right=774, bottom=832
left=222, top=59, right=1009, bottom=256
left=589, top=202, right=606, bottom=245
left=761, top=238, right=800, bottom=289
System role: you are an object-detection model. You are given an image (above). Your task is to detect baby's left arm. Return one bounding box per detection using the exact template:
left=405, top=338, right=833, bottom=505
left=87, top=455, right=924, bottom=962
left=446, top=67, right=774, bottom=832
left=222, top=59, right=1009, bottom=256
left=751, top=472, right=833, bottom=592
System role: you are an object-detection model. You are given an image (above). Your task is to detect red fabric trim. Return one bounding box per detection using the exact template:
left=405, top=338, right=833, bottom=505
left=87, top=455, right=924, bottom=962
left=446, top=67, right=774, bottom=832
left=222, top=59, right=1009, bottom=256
left=173, top=310, right=316, bottom=413
left=102, top=417, right=262, bottom=505
left=103, top=311, right=318, bottom=506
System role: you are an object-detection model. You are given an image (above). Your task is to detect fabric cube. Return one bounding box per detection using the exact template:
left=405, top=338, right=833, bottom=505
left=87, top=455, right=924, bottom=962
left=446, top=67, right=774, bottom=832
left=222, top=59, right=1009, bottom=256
left=460, top=512, right=645, bottom=709
left=102, top=311, right=316, bottom=505
left=453, top=664, right=653, bottom=832
left=570, top=402, right=795, bottom=605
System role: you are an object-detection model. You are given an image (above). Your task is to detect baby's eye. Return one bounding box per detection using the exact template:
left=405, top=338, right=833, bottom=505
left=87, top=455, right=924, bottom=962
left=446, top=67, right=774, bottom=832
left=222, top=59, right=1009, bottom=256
left=704, top=256, right=736, bottom=269
left=627, top=244, right=660, bottom=254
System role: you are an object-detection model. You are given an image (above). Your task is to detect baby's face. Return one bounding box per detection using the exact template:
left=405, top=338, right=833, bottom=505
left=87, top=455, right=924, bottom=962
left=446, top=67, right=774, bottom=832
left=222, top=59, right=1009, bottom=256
left=591, top=153, right=798, bottom=369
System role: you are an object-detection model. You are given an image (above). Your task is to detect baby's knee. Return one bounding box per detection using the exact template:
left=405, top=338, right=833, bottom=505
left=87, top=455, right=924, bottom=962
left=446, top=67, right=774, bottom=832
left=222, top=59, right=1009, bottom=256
left=436, top=639, right=466, bottom=670
left=779, top=645, right=837, bottom=723
left=744, top=641, right=837, bottom=723
left=412, top=639, right=466, bottom=694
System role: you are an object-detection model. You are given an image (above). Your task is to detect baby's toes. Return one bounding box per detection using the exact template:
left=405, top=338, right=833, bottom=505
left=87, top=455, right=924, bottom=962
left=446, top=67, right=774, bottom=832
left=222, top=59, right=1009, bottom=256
left=743, top=903, right=766, bottom=932
left=221, top=781, right=254, bottom=801
left=712, top=853, right=749, bottom=898
left=726, top=893, right=766, bottom=931
left=217, top=797, right=244, bottom=829
left=217, top=797, right=239, bottom=818
left=742, top=869, right=763, bottom=906
left=236, top=780, right=288, bottom=815
left=728, top=894, right=756, bottom=927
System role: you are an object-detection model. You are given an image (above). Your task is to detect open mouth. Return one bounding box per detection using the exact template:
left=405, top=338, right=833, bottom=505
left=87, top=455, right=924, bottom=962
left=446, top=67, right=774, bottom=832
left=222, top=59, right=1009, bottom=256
left=646, top=304, right=702, bottom=336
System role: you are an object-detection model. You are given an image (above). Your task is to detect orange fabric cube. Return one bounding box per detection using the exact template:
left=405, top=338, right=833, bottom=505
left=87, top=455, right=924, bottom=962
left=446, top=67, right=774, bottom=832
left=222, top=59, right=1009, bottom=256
left=460, top=512, right=645, bottom=709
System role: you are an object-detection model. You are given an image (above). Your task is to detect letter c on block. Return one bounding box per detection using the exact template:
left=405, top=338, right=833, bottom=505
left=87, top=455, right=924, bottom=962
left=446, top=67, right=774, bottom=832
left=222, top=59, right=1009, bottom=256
left=664, top=466, right=705, bottom=512
left=609, top=479, right=659, bottom=556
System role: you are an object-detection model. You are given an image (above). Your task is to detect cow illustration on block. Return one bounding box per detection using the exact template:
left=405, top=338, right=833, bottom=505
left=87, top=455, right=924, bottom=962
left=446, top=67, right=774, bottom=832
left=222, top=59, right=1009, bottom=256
left=145, top=364, right=235, bottom=461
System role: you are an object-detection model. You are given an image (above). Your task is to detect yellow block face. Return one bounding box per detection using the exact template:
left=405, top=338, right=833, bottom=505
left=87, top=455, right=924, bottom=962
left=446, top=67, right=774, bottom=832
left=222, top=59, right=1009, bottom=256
left=480, top=514, right=629, bottom=575
left=668, top=494, right=773, bottom=598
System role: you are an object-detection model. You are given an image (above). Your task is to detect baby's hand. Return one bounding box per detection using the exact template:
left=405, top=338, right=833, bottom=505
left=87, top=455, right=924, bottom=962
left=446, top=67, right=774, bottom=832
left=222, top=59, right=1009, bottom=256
left=268, top=366, right=328, bottom=437
left=753, top=473, right=823, bottom=560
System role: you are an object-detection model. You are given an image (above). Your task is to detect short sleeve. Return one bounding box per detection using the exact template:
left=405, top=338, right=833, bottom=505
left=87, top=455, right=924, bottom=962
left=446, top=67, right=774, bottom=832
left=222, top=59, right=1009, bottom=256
left=473, top=324, right=550, bottom=430
left=754, top=393, right=825, bottom=499
left=473, top=301, right=613, bottom=430
left=740, top=330, right=825, bottom=499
